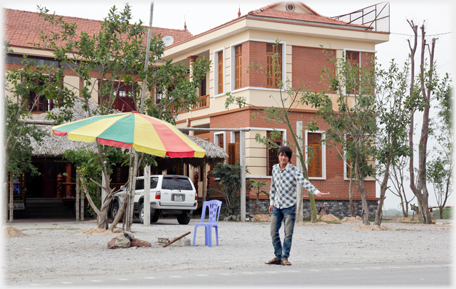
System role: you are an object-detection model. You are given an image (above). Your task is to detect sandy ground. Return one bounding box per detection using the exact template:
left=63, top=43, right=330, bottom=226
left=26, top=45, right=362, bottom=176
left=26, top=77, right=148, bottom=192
left=2, top=217, right=452, bottom=283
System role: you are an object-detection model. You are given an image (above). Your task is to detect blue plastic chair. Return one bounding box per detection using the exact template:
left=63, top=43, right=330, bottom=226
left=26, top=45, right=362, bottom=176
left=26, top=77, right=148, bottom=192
left=193, top=200, right=222, bottom=247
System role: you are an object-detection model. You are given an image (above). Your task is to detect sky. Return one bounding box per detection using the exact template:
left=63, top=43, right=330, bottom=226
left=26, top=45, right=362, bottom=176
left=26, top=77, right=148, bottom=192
left=1, top=0, right=455, bottom=210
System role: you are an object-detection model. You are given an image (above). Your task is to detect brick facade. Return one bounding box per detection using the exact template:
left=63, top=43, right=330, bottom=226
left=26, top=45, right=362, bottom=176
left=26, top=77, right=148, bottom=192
left=292, top=46, right=336, bottom=91
left=209, top=108, right=377, bottom=203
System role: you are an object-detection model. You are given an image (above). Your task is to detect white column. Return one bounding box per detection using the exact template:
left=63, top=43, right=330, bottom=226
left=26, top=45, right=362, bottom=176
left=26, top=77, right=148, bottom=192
left=240, top=130, right=246, bottom=222
left=143, top=165, right=151, bottom=226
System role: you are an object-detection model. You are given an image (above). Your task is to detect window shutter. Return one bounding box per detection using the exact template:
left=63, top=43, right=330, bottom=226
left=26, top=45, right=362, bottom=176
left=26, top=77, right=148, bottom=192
left=307, top=133, right=322, bottom=177
left=266, top=43, right=282, bottom=88
left=218, top=51, right=223, bottom=94
left=235, top=45, right=242, bottom=89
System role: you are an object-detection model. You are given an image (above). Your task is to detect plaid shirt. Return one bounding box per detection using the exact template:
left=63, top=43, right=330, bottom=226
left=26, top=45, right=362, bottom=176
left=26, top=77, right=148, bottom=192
left=269, top=163, right=321, bottom=209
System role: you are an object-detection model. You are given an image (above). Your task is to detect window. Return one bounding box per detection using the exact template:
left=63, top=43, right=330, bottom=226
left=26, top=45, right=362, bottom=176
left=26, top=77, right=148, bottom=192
left=346, top=51, right=360, bottom=95
left=217, top=51, right=223, bottom=94
left=27, top=77, right=56, bottom=113
left=234, top=45, right=242, bottom=90
left=266, top=43, right=282, bottom=88
left=267, top=131, right=282, bottom=176
left=98, top=81, right=136, bottom=112
left=307, top=133, right=322, bottom=177
left=227, top=132, right=240, bottom=165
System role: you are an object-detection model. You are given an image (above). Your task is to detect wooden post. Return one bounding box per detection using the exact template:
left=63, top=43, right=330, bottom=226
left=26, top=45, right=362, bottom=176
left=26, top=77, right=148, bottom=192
left=65, top=163, right=72, bottom=198
left=143, top=165, right=151, bottom=226
left=202, top=164, right=207, bottom=203
left=9, top=172, right=13, bottom=223
left=76, top=170, right=80, bottom=220
left=296, top=121, right=304, bottom=223
left=80, top=180, right=84, bottom=221
left=240, top=130, right=246, bottom=222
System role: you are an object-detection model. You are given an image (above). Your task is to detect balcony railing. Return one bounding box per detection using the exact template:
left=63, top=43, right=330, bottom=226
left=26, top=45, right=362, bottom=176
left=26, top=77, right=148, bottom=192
left=192, top=94, right=210, bottom=110
left=170, top=94, right=210, bottom=115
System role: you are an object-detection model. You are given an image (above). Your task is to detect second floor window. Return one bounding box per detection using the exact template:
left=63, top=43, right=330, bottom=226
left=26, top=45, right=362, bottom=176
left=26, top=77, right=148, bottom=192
left=266, top=43, right=282, bottom=88
left=235, top=45, right=242, bottom=90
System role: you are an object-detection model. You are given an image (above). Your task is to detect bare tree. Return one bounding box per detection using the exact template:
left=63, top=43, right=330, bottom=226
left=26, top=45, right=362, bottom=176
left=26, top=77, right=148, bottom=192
left=406, top=21, right=450, bottom=224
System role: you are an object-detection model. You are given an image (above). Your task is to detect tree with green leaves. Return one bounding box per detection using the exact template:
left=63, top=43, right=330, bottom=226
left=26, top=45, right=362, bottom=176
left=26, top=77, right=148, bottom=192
left=210, top=162, right=249, bottom=217
left=20, top=4, right=209, bottom=230
left=4, top=55, right=48, bottom=222
left=304, top=50, right=377, bottom=225
left=427, top=88, right=452, bottom=219
left=249, top=179, right=268, bottom=214
left=374, top=59, right=415, bottom=225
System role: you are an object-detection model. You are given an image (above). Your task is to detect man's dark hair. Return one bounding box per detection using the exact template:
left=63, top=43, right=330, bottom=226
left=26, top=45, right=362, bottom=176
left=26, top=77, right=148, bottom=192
left=278, top=146, right=292, bottom=161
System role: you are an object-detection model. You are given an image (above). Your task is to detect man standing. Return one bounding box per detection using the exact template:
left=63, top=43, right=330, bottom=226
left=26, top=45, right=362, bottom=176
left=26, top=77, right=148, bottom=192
left=266, top=146, right=329, bottom=266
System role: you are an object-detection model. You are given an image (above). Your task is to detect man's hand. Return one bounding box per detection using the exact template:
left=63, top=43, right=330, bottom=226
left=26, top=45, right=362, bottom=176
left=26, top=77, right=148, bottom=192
left=314, top=191, right=330, bottom=196
left=269, top=205, right=273, bottom=214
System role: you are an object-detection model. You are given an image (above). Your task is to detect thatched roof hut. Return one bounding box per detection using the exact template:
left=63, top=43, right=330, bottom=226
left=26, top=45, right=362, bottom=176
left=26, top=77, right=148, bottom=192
left=30, top=99, right=99, bottom=157
left=29, top=99, right=228, bottom=168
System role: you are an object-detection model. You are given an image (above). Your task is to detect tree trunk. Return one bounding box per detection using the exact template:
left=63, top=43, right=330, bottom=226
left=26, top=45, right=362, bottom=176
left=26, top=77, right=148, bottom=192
left=439, top=206, right=443, bottom=219
left=348, top=170, right=355, bottom=217
left=375, top=154, right=391, bottom=226
left=355, top=162, right=370, bottom=225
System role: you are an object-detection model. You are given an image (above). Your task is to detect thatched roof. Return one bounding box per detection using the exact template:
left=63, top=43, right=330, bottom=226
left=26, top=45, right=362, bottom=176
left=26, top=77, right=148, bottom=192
left=30, top=100, right=228, bottom=167
left=30, top=99, right=100, bottom=157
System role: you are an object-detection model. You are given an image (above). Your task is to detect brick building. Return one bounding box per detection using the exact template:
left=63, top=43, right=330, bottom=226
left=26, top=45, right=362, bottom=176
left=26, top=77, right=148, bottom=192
left=4, top=2, right=390, bottom=218
left=165, top=2, right=389, bottom=217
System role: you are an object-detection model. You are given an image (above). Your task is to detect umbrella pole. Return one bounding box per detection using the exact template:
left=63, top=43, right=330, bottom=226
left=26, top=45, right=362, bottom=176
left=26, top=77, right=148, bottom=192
left=126, top=148, right=139, bottom=232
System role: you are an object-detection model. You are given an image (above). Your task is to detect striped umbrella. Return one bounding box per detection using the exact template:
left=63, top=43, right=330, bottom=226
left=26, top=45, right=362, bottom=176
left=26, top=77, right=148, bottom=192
left=52, top=112, right=205, bottom=158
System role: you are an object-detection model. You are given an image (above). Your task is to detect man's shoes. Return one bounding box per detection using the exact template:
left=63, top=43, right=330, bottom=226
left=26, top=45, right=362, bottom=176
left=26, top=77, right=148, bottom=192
left=265, top=257, right=281, bottom=265
left=281, top=258, right=292, bottom=266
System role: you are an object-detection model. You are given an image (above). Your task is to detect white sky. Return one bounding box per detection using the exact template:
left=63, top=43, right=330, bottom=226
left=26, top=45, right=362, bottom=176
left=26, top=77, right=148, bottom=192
left=2, top=0, right=455, bottom=210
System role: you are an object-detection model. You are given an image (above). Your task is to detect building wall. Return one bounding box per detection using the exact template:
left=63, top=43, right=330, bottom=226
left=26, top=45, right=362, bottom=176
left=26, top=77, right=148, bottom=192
left=209, top=108, right=377, bottom=201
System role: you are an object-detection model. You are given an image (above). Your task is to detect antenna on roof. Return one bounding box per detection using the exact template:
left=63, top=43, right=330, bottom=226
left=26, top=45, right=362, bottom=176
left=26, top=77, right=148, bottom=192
left=184, top=15, right=187, bottom=30
left=238, top=4, right=241, bottom=18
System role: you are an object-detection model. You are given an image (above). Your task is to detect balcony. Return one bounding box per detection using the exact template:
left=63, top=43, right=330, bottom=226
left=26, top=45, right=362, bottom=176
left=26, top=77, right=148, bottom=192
left=170, top=94, right=210, bottom=115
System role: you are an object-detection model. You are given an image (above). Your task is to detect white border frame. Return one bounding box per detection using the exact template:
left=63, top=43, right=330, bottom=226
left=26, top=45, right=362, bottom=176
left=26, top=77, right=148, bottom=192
left=305, top=130, right=326, bottom=180
left=213, top=47, right=225, bottom=97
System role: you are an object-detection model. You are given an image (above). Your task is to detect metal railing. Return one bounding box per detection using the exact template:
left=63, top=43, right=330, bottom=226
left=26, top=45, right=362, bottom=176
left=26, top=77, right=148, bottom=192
left=331, top=2, right=390, bottom=33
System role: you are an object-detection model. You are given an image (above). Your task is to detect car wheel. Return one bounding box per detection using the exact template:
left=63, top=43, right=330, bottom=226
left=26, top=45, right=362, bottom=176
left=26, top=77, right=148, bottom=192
left=177, top=212, right=191, bottom=225
left=151, top=212, right=159, bottom=223
left=111, top=201, right=120, bottom=220
left=140, top=204, right=159, bottom=223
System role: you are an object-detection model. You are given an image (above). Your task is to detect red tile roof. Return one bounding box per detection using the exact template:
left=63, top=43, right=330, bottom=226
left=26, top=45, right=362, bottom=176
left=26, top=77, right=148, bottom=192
left=4, top=8, right=193, bottom=50
left=165, top=2, right=373, bottom=50
left=247, top=2, right=371, bottom=29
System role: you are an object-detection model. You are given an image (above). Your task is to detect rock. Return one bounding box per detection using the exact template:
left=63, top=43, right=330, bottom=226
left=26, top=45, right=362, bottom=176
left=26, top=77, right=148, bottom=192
left=122, top=231, right=134, bottom=240
left=115, top=233, right=131, bottom=248
left=107, top=237, right=117, bottom=249
left=130, top=238, right=151, bottom=247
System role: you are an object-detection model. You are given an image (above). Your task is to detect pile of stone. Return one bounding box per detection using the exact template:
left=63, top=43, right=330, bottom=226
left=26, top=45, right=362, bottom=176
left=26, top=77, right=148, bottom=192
left=107, top=231, right=151, bottom=249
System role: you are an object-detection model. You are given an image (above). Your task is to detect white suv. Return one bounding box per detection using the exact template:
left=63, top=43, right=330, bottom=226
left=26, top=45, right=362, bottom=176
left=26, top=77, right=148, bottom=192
left=110, top=175, right=197, bottom=225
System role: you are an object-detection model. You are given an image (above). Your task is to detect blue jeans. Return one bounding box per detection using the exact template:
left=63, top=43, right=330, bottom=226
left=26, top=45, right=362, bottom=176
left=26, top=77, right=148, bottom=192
left=270, top=205, right=296, bottom=260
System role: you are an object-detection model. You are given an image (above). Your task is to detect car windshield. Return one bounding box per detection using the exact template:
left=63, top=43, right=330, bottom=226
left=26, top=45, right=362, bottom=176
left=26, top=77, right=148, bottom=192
left=162, top=177, right=193, bottom=190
